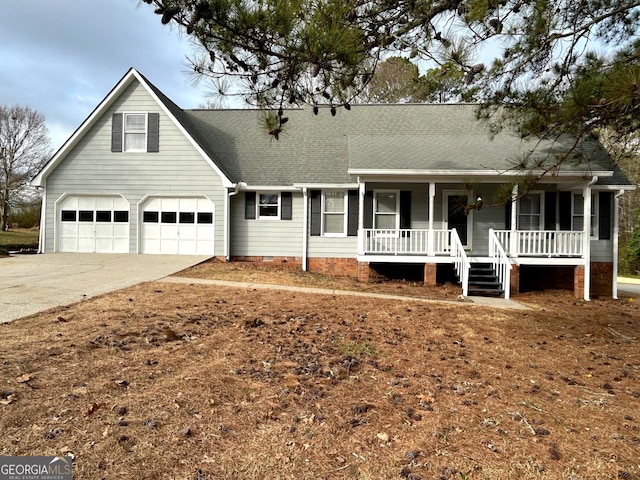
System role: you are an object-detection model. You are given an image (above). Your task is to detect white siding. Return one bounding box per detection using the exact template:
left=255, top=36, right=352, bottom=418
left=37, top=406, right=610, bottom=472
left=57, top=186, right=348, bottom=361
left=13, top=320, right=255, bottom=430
left=43, top=81, right=226, bottom=254
left=230, top=192, right=303, bottom=257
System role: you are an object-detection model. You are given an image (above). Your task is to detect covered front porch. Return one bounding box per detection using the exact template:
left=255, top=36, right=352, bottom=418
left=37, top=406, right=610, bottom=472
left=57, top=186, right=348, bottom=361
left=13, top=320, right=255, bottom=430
left=357, top=227, right=587, bottom=300
left=352, top=178, right=603, bottom=300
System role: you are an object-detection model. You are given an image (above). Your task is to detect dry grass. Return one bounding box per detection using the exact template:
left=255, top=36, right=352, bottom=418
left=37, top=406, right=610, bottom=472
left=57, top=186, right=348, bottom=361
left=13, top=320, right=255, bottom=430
left=1, top=259, right=639, bottom=479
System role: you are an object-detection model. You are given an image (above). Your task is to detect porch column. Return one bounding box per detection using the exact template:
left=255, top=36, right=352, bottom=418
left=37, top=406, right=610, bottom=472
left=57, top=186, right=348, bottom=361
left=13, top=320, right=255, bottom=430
left=428, top=182, right=435, bottom=255
left=358, top=180, right=365, bottom=255
left=583, top=181, right=594, bottom=301
left=613, top=190, right=625, bottom=299
left=510, top=184, right=518, bottom=257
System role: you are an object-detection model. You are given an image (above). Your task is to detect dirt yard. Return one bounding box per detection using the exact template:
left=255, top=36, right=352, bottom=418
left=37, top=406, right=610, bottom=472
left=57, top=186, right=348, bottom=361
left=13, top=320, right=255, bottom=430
left=1, top=259, right=639, bottom=479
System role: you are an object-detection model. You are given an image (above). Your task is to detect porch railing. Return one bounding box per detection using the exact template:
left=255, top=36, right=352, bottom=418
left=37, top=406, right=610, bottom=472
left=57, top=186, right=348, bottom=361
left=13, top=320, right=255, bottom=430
left=489, top=228, right=512, bottom=299
left=450, top=228, right=470, bottom=297
left=361, top=228, right=584, bottom=258
left=493, top=230, right=584, bottom=257
left=361, top=229, right=450, bottom=256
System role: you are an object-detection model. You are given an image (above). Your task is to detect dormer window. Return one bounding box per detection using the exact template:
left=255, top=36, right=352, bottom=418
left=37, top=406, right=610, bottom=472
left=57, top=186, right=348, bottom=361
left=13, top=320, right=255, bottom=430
left=111, top=112, right=159, bottom=153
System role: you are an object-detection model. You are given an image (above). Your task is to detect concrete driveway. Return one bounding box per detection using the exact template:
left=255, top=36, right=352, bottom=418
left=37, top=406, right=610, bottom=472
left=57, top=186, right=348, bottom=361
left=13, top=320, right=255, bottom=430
left=618, top=277, right=640, bottom=297
left=0, top=253, right=211, bottom=323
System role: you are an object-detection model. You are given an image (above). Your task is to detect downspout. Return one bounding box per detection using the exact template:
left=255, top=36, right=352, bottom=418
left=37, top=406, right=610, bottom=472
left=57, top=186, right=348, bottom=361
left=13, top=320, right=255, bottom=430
left=358, top=179, right=365, bottom=255
left=613, top=189, right=625, bottom=299
left=302, top=187, right=308, bottom=271
left=225, top=183, right=241, bottom=261
left=583, top=177, right=598, bottom=301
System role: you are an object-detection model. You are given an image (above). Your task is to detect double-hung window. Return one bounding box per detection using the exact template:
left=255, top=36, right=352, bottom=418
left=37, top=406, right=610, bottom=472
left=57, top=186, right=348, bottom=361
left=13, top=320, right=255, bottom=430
left=374, top=191, right=399, bottom=230
left=518, top=193, right=542, bottom=230
left=112, top=112, right=159, bottom=153
left=322, top=191, right=347, bottom=236
left=572, top=194, right=598, bottom=237
left=258, top=193, right=280, bottom=219
left=124, top=113, right=147, bottom=152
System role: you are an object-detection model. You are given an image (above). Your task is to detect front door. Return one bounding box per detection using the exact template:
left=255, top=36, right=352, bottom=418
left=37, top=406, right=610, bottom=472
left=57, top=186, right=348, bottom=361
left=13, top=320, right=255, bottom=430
left=444, top=191, right=471, bottom=247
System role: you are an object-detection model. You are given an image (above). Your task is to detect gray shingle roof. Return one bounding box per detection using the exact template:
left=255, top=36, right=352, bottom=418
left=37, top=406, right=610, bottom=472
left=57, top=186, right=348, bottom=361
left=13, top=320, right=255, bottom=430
left=152, top=94, right=627, bottom=186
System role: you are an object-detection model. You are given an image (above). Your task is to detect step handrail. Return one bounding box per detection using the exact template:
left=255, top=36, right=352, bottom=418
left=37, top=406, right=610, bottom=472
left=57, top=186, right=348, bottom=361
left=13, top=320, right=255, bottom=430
left=450, top=228, right=470, bottom=297
left=489, top=228, right=513, bottom=299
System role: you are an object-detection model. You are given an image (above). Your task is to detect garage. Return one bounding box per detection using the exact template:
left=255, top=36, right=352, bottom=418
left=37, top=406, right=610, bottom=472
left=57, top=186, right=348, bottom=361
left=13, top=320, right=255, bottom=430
left=140, top=197, right=215, bottom=255
left=58, top=195, right=130, bottom=253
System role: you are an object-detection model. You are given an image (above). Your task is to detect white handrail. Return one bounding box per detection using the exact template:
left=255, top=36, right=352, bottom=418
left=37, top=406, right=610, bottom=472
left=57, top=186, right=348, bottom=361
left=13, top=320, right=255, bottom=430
left=489, top=228, right=513, bottom=299
left=450, top=228, right=470, bottom=297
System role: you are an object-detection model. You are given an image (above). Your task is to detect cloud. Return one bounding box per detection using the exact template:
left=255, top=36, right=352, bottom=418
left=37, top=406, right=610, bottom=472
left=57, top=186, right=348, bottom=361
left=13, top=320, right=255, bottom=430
left=0, top=0, right=210, bottom=150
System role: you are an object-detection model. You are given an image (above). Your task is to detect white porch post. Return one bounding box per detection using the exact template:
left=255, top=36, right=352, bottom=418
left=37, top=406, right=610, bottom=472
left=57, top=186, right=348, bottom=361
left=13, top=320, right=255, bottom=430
left=302, top=187, right=308, bottom=271
left=613, top=189, right=624, bottom=299
left=510, top=184, right=518, bottom=257
left=428, top=182, right=435, bottom=255
left=358, top=180, right=365, bottom=255
left=583, top=182, right=594, bottom=301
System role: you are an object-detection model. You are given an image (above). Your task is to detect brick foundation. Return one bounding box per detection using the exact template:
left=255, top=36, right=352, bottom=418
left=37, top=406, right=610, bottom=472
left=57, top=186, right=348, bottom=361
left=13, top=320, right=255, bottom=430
left=590, top=262, right=614, bottom=298
left=424, top=263, right=437, bottom=286
left=574, top=265, right=585, bottom=298
left=307, top=257, right=359, bottom=279
left=357, top=262, right=370, bottom=283
left=510, top=264, right=520, bottom=295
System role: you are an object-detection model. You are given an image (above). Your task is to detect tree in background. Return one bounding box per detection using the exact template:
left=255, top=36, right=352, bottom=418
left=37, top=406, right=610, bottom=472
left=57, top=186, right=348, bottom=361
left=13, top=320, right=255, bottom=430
left=0, top=105, right=51, bottom=231
left=142, top=0, right=639, bottom=147
left=359, top=57, right=474, bottom=103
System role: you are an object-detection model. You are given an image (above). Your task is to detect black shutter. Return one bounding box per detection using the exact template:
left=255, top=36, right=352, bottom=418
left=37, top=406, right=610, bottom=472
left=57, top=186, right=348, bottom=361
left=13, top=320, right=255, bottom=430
left=505, top=200, right=512, bottom=229
left=598, top=192, right=612, bottom=240
left=347, top=190, right=358, bottom=236
left=559, top=191, right=572, bottom=230
left=245, top=192, right=256, bottom=219
left=544, top=192, right=556, bottom=230
left=147, top=112, right=160, bottom=152
left=400, top=191, right=411, bottom=229
left=310, top=190, right=321, bottom=236
left=363, top=191, right=373, bottom=229
left=281, top=192, right=292, bottom=220
left=111, top=113, right=123, bottom=152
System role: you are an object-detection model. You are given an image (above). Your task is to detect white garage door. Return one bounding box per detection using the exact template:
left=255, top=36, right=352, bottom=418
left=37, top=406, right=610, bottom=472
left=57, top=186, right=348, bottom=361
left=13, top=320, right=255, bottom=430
left=140, top=197, right=215, bottom=255
left=58, top=196, right=130, bottom=253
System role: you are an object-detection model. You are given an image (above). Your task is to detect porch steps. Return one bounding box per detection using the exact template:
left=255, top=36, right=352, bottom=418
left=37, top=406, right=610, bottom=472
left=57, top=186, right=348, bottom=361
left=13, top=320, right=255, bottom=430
left=468, top=263, right=504, bottom=297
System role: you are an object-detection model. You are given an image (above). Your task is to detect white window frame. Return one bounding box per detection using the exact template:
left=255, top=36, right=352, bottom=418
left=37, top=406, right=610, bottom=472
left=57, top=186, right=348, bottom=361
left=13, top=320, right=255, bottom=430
left=572, top=193, right=598, bottom=238
left=123, top=112, right=148, bottom=153
left=374, top=190, right=400, bottom=234
left=321, top=190, right=348, bottom=237
left=257, top=192, right=281, bottom=220
left=517, top=191, right=544, bottom=230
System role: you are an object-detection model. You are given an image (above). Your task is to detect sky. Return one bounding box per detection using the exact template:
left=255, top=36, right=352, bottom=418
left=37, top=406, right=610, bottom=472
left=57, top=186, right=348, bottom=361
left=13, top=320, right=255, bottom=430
left=0, top=0, right=215, bottom=151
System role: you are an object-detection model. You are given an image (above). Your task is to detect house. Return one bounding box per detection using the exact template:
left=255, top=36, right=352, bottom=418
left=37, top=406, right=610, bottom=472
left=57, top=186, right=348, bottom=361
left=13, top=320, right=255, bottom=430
left=31, top=68, right=635, bottom=300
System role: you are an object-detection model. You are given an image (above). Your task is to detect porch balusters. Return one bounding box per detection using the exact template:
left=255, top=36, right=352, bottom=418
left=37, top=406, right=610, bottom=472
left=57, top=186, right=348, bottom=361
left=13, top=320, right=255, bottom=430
left=489, top=228, right=512, bottom=299
left=450, top=228, right=470, bottom=297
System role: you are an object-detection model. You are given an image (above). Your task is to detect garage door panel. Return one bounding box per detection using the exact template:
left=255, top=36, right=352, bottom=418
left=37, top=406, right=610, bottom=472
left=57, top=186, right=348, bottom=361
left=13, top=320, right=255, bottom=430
left=57, top=195, right=130, bottom=253
left=141, top=196, right=215, bottom=255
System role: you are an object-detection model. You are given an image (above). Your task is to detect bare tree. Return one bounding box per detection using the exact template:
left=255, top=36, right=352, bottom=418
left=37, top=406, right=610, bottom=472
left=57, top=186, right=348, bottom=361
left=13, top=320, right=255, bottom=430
left=0, top=105, right=51, bottom=231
